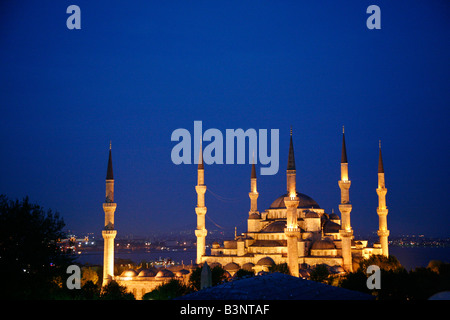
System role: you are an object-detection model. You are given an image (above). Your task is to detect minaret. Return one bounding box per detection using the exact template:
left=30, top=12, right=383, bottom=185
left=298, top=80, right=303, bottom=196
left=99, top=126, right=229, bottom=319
left=249, top=156, right=259, bottom=216
left=284, top=128, right=300, bottom=277
left=247, top=157, right=261, bottom=233
left=376, top=141, right=390, bottom=257
left=195, top=146, right=207, bottom=264
left=102, top=142, right=117, bottom=286
left=338, top=127, right=353, bottom=272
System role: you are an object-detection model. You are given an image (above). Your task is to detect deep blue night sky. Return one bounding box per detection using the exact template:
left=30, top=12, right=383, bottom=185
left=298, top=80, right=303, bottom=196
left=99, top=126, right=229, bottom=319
left=1, top=1, right=449, bottom=238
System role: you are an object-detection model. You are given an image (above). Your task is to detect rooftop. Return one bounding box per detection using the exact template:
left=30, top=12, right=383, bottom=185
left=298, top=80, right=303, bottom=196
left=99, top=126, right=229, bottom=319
left=176, top=272, right=374, bottom=300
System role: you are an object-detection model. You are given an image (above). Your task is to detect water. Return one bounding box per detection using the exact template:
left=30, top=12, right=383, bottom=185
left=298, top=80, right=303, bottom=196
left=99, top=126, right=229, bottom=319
left=389, top=246, right=450, bottom=271
left=75, top=247, right=449, bottom=270
left=75, top=249, right=197, bottom=266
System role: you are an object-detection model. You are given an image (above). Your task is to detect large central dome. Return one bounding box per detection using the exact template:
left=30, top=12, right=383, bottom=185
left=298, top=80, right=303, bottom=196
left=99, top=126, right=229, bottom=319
left=269, top=192, right=320, bottom=209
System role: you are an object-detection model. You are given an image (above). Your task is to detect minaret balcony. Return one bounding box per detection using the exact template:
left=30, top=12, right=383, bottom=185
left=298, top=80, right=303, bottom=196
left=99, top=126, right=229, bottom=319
left=339, top=229, right=353, bottom=238
left=377, top=230, right=390, bottom=237
left=284, top=197, right=299, bottom=208
left=338, top=203, right=352, bottom=213
left=195, top=206, right=207, bottom=215
left=338, top=180, right=351, bottom=190
left=195, top=185, right=207, bottom=194
left=376, top=207, right=388, bottom=215
left=103, top=202, right=117, bottom=208
left=102, top=230, right=117, bottom=238
left=376, top=188, right=387, bottom=197
left=195, top=228, right=207, bottom=238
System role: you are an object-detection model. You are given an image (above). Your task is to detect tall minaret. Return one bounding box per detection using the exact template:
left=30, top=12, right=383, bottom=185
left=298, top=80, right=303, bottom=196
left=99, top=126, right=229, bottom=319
left=247, top=158, right=261, bottom=233
left=376, top=141, right=389, bottom=257
left=284, top=128, right=300, bottom=277
left=195, top=146, right=207, bottom=264
left=102, top=142, right=117, bottom=286
left=338, top=127, right=353, bottom=272
left=249, top=156, right=259, bottom=216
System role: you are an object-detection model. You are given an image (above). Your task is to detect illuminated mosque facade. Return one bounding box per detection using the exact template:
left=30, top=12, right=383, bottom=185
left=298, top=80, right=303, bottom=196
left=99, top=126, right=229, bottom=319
left=194, top=129, right=389, bottom=277
left=100, top=129, right=390, bottom=299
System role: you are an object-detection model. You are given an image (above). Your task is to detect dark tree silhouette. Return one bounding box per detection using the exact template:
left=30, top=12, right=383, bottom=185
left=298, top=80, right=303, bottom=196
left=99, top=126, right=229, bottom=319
left=100, top=280, right=135, bottom=300
left=0, top=195, right=75, bottom=299
left=142, top=279, right=191, bottom=300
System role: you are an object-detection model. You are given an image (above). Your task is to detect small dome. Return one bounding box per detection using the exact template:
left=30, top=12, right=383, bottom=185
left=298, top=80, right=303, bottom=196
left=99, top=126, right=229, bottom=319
left=120, top=269, right=138, bottom=277
left=212, top=242, right=220, bottom=249
left=137, top=269, right=157, bottom=277
left=249, top=212, right=260, bottom=219
left=167, top=265, right=183, bottom=272
left=311, top=238, right=336, bottom=250
left=155, top=269, right=174, bottom=278
left=241, top=262, right=255, bottom=271
left=256, top=257, right=275, bottom=266
left=305, top=211, right=319, bottom=219
left=323, top=220, right=340, bottom=234
left=176, top=269, right=190, bottom=277
left=224, top=262, right=240, bottom=272
left=329, top=213, right=340, bottom=220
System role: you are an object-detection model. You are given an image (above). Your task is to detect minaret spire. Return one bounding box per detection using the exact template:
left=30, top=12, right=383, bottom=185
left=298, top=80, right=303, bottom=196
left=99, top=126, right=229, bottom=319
left=341, top=126, right=348, bottom=164
left=338, top=127, right=353, bottom=272
left=377, top=141, right=389, bottom=257
left=378, top=140, right=384, bottom=174
left=102, top=142, right=117, bottom=286
left=251, top=150, right=256, bottom=179
left=286, top=127, right=297, bottom=197
left=287, top=127, right=296, bottom=171
left=106, top=142, right=114, bottom=181
left=198, top=140, right=204, bottom=170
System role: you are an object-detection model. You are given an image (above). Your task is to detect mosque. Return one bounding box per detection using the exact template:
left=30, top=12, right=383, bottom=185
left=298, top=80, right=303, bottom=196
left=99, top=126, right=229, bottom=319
left=100, top=128, right=390, bottom=299
left=194, top=128, right=389, bottom=277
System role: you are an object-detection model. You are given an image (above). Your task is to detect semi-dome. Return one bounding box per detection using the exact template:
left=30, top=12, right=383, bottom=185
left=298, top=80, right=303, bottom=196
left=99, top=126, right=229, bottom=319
left=261, top=220, right=286, bottom=233
left=256, top=257, right=275, bottom=266
left=269, top=192, right=320, bottom=209
left=305, top=211, right=319, bottom=219
left=311, top=238, right=336, bottom=250
left=241, top=262, right=255, bottom=271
